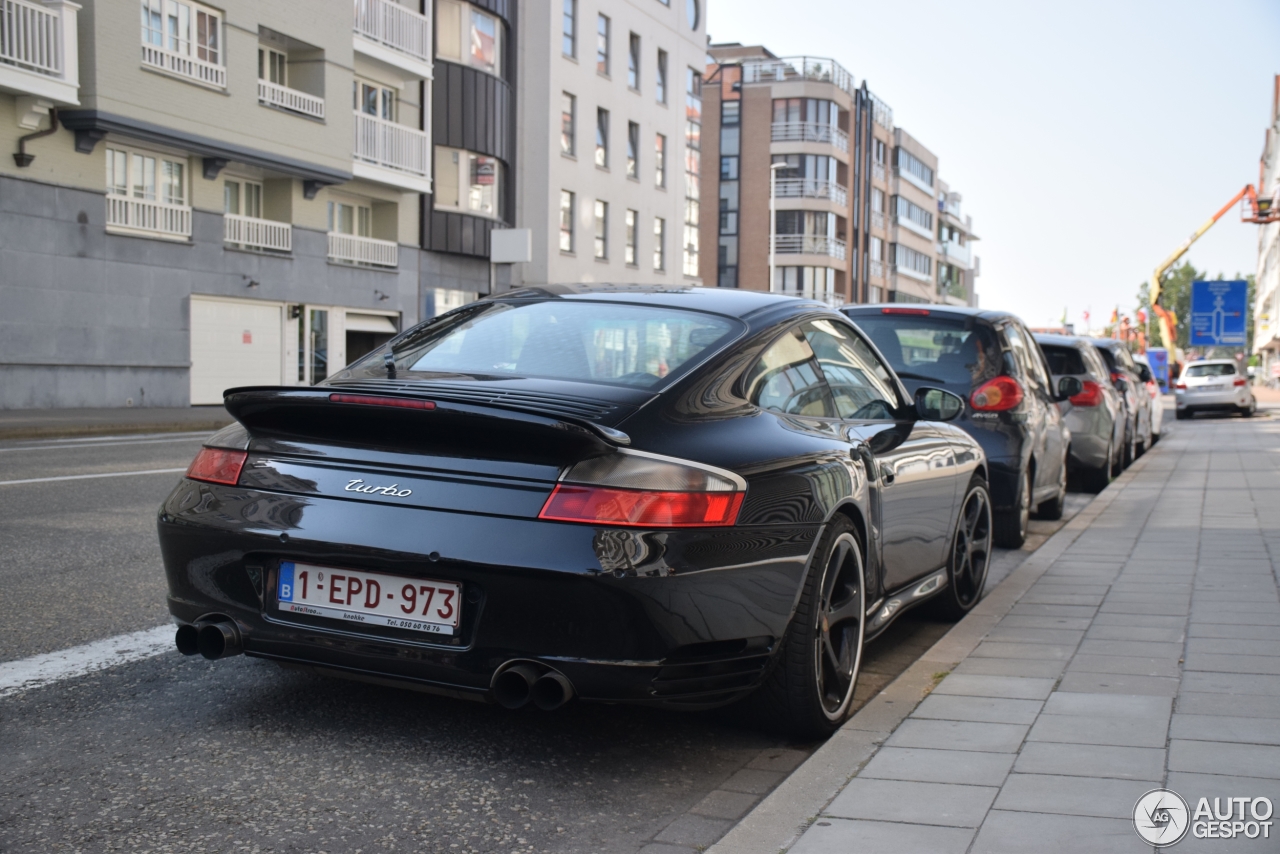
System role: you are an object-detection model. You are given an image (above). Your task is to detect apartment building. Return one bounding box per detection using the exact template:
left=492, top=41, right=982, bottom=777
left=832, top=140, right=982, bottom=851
left=1253, top=76, right=1280, bottom=378
left=936, top=180, right=979, bottom=307
left=510, top=0, right=707, bottom=287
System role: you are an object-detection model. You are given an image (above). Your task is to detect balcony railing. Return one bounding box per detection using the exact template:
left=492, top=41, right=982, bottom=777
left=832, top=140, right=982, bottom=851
left=938, top=240, right=971, bottom=267
left=329, top=232, right=398, bottom=268
left=354, top=0, right=431, bottom=64
left=869, top=259, right=885, bottom=279
left=773, top=234, right=847, bottom=261
left=771, top=121, right=850, bottom=154
left=1, top=0, right=64, bottom=77
left=775, top=178, right=848, bottom=207
left=353, top=110, right=429, bottom=177
left=742, top=56, right=855, bottom=97
left=872, top=162, right=886, bottom=183
left=141, top=42, right=226, bottom=88
left=225, top=214, right=292, bottom=253
left=871, top=210, right=885, bottom=230
left=106, top=195, right=191, bottom=239
left=258, top=79, right=325, bottom=119
left=871, top=93, right=893, bottom=129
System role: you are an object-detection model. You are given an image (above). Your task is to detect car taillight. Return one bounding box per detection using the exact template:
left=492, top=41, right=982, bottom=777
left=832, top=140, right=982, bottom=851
left=186, top=447, right=248, bottom=485
left=880, top=307, right=931, bottom=315
left=330, top=393, right=435, bottom=410
left=970, top=376, right=1024, bottom=411
left=1069, top=380, right=1104, bottom=407
left=1233, top=377, right=1247, bottom=387
left=538, top=451, right=745, bottom=528
left=1110, top=371, right=1124, bottom=385
left=1174, top=382, right=1187, bottom=390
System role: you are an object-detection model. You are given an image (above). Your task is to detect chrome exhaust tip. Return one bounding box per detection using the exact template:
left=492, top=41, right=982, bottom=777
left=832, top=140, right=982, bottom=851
left=492, top=663, right=540, bottom=709
left=196, top=621, right=243, bottom=660
left=531, top=671, right=575, bottom=711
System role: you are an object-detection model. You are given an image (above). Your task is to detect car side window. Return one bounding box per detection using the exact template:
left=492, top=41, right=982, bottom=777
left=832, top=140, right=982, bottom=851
left=802, top=319, right=901, bottom=421
left=1001, top=324, right=1037, bottom=388
left=1084, top=346, right=1109, bottom=381
left=745, top=327, right=837, bottom=418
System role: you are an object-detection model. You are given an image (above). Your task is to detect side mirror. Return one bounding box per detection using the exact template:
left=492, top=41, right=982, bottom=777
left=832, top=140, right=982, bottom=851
left=1057, top=376, right=1083, bottom=400
left=915, top=387, right=965, bottom=422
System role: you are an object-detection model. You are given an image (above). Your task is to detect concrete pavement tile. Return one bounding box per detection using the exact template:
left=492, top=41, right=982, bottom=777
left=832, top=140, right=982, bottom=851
left=1067, top=654, right=1182, bottom=678
left=983, top=627, right=1086, bottom=645
left=1164, top=771, right=1280, bottom=818
left=912, top=694, right=1043, bottom=725
left=969, top=642, right=1076, bottom=660
left=1171, top=714, right=1280, bottom=746
left=1027, top=582, right=1112, bottom=593
left=1191, top=610, right=1280, bottom=627
left=1018, top=592, right=1106, bottom=606
left=993, top=773, right=1160, bottom=819
left=860, top=747, right=1014, bottom=786
left=718, top=768, right=784, bottom=795
left=689, top=789, right=759, bottom=820
left=1042, top=691, right=1173, bottom=720
left=997, top=615, right=1093, bottom=630
left=745, top=748, right=808, bottom=773
left=1085, top=625, right=1186, bottom=643
left=886, top=719, right=1029, bottom=753
left=1099, top=601, right=1191, bottom=616
left=1188, top=625, right=1280, bottom=643
left=1008, top=603, right=1098, bottom=618
left=1177, top=692, right=1280, bottom=719
left=1184, top=653, right=1280, bottom=675
left=790, top=818, right=974, bottom=854
left=931, top=674, right=1055, bottom=700
left=1091, top=613, right=1188, bottom=628
left=1077, top=639, right=1184, bottom=658
left=639, top=845, right=694, bottom=854
left=825, top=778, right=998, bottom=827
left=1026, top=714, right=1168, bottom=748
left=654, top=815, right=732, bottom=847
left=1013, top=742, right=1166, bottom=781
left=953, top=657, right=1068, bottom=678
left=1187, top=637, right=1280, bottom=655
left=969, top=810, right=1143, bottom=853
left=1170, top=739, right=1280, bottom=779
left=1180, top=671, right=1280, bottom=696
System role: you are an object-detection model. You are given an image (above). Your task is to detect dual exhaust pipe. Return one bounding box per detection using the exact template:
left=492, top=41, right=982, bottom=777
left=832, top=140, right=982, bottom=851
left=492, top=661, right=575, bottom=711
left=175, top=620, right=243, bottom=660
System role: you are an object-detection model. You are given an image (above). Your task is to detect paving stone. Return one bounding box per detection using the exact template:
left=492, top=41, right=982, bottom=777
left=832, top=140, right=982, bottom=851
left=745, top=747, right=808, bottom=773
left=1180, top=671, right=1280, bottom=697
left=969, top=641, right=1077, bottom=660
left=1168, top=739, right=1280, bottom=779
left=1019, top=592, right=1106, bottom=606
left=969, top=810, right=1141, bottom=853
left=653, top=814, right=732, bottom=847
left=1164, top=771, right=1280, bottom=826
left=1085, top=624, right=1186, bottom=643
left=790, top=818, right=974, bottom=854
left=998, top=614, right=1093, bottom=631
left=1191, top=610, right=1280, bottom=626
left=1091, top=612, right=1188, bottom=628
left=912, top=694, right=1043, bottom=725
left=1187, top=637, right=1280, bottom=655
left=886, top=719, right=1029, bottom=753
left=1183, top=653, right=1280, bottom=675
left=1176, top=692, right=1280, bottom=719
left=1042, top=691, right=1172, bottom=720
left=993, top=773, right=1160, bottom=819
left=639, top=844, right=694, bottom=854
left=1076, top=639, right=1184, bottom=658
left=859, top=747, right=1015, bottom=786
left=1026, top=713, right=1168, bottom=748
left=1008, top=603, right=1099, bottom=618
left=953, top=657, right=1068, bottom=678
left=930, top=674, right=1056, bottom=701
left=825, top=778, right=998, bottom=827
left=1099, top=600, right=1191, bottom=616
left=1067, top=654, right=1182, bottom=678
left=1170, top=714, right=1280, bottom=746
left=689, top=789, right=759, bottom=820
left=717, top=767, right=784, bottom=795
left=1013, top=742, right=1166, bottom=780
left=983, top=626, right=1086, bottom=645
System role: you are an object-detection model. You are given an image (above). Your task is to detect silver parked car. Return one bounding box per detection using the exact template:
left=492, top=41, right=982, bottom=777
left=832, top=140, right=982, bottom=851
left=1091, top=339, right=1154, bottom=465
left=1131, top=353, right=1164, bottom=441
left=1175, top=359, right=1257, bottom=419
left=1036, top=334, right=1126, bottom=492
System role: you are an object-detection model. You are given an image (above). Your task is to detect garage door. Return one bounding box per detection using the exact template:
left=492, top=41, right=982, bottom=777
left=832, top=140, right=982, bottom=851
left=190, top=297, right=284, bottom=405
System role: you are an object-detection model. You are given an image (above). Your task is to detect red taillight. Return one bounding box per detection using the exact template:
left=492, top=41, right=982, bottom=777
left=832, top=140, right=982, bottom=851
left=186, top=447, right=248, bottom=485
left=329, top=393, right=435, bottom=410
left=1233, top=377, right=1247, bottom=387
left=538, top=484, right=744, bottom=528
left=1174, top=382, right=1187, bottom=390
left=1109, top=371, right=1124, bottom=385
left=1069, top=380, right=1104, bottom=407
left=881, top=307, right=931, bottom=316
left=970, top=376, right=1024, bottom=411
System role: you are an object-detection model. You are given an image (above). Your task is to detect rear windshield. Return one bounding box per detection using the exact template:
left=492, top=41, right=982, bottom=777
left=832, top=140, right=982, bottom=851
left=1184, top=363, right=1236, bottom=378
left=852, top=314, right=1002, bottom=387
left=1041, top=345, right=1086, bottom=376
left=392, top=300, right=738, bottom=389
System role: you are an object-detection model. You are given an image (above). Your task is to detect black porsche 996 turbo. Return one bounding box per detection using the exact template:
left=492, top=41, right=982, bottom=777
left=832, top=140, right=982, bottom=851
left=159, top=285, right=992, bottom=738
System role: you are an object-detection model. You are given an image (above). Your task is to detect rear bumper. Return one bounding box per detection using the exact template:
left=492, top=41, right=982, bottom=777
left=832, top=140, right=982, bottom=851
left=1176, top=389, right=1250, bottom=410
left=1065, top=410, right=1113, bottom=470
left=158, top=479, right=817, bottom=708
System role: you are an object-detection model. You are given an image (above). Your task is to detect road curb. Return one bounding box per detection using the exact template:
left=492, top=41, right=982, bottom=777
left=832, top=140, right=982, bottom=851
left=706, top=449, right=1160, bottom=854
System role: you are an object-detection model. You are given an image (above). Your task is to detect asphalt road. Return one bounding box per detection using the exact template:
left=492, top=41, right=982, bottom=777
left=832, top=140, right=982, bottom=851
left=0, top=432, right=1091, bottom=853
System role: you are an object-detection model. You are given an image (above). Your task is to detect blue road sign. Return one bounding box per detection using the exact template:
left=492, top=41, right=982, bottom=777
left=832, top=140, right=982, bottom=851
left=1146, top=348, right=1169, bottom=393
left=1190, top=280, right=1248, bottom=347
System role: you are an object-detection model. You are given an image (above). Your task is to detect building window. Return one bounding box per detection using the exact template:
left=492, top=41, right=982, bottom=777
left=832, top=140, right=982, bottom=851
left=896, top=148, right=935, bottom=188
left=628, top=32, right=640, bottom=89
left=683, top=68, right=702, bottom=277
left=654, top=217, right=665, bottom=270
left=871, top=187, right=885, bottom=213
left=873, top=139, right=886, bottom=164
left=627, top=121, right=639, bottom=179
left=625, top=209, right=638, bottom=265
left=894, top=243, right=932, bottom=276
left=869, top=236, right=884, bottom=261
left=655, top=133, right=666, bottom=187
left=894, top=195, right=934, bottom=231
left=141, top=0, right=221, bottom=65
left=560, top=190, right=575, bottom=252
left=259, top=47, right=286, bottom=85
left=106, top=147, right=186, bottom=205
left=561, top=92, right=576, bottom=156
left=656, top=49, right=668, bottom=103
left=434, top=147, right=503, bottom=219
left=596, top=108, right=609, bottom=167
left=355, top=78, right=396, bottom=120
left=717, top=96, right=740, bottom=288
left=772, top=97, right=837, bottom=129
left=436, top=0, right=503, bottom=77
left=562, top=0, right=576, bottom=57
left=594, top=200, right=608, bottom=259
left=774, top=266, right=835, bottom=298
left=224, top=179, right=262, bottom=218
left=596, top=14, right=610, bottom=75
left=329, top=199, right=372, bottom=236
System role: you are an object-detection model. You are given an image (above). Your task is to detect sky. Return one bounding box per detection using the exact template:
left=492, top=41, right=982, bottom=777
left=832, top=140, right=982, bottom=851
left=706, top=0, right=1280, bottom=330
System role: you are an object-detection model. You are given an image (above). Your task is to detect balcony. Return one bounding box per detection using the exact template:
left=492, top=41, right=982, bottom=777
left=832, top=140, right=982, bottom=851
left=352, top=111, right=432, bottom=192
left=353, top=0, right=431, bottom=74
left=141, top=43, right=225, bottom=89
left=773, top=234, right=846, bottom=261
left=224, top=214, right=292, bottom=253
left=258, top=79, right=324, bottom=119
left=771, top=121, right=849, bottom=154
left=869, top=259, right=885, bottom=279
left=871, top=210, right=885, bottom=230
left=775, top=178, right=848, bottom=207
left=871, top=93, right=893, bottom=129
left=872, top=162, right=886, bottom=183
left=742, top=56, right=855, bottom=98
left=329, top=232, right=398, bottom=268
left=894, top=214, right=934, bottom=241
left=938, top=239, right=971, bottom=268
left=892, top=262, right=931, bottom=284
left=0, top=0, right=79, bottom=108
left=105, top=196, right=191, bottom=240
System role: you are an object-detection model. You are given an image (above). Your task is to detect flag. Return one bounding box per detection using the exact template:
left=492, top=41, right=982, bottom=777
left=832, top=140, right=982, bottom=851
left=1110, top=307, right=1119, bottom=324
left=1137, top=309, right=1147, bottom=324
left=1059, top=306, right=1068, bottom=325
left=1083, top=310, right=1091, bottom=322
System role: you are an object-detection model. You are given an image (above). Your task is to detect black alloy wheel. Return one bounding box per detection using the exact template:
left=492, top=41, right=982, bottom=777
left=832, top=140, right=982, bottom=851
left=1122, top=421, right=1136, bottom=468
left=749, top=517, right=865, bottom=739
left=993, top=467, right=1031, bottom=548
left=1035, top=450, right=1068, bottom=521
left=931, top=476, right=994, bottom=620
left=1083, top=437, right=1114, bottom=494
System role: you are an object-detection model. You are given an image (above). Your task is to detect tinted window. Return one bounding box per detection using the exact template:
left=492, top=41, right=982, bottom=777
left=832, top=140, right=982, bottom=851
left=745, top=328, right=835, bottom=417
left=1041, top=344, right=1086, bottom=376
left=803, top=319, right=900, bottom=420
left=1093, top=346, right=1117, bottom=373
left=852, top=313, right=1001, bottom=389
left=1003, top=324, right=1049, bottom=389
left=1184, top=363, right=1236, bottom=377
left=1083, top=346, right=1109, bottom=379
left=398, top=301, right=736, bottom=389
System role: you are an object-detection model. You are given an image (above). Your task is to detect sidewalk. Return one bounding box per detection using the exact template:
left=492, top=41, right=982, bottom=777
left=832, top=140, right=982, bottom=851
left=0, top=406, right=231, bottom=440
left=712, top=416, right=1280, bottom=853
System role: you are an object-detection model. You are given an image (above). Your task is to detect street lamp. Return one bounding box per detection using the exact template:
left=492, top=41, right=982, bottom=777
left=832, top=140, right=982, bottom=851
left=769, top=162, right=786, bottom=293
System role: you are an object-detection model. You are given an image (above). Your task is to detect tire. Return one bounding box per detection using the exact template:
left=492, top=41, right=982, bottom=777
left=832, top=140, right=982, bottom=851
left=1175, top=409, right=1189, bottom=421
left=1240, top=400, right=1256, bottom=418
left=1122, top=424, right=1136, bottom=469
left=1081, top=438, right=1114, bottom=494
left=993, top=467, right=1031, bottom=549
left=928, top=476, right=993, bottom=621
left=1035, top=450, right=1067, bottom=521
left=748, top=516, right=866, bottom=740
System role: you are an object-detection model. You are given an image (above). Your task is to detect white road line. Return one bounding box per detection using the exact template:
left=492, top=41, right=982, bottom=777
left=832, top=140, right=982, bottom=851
left=0, top=625, right=175, bottom=698
left=0, top=434, right=210, bottom=454
left=0, top=467, right=187, bottom=486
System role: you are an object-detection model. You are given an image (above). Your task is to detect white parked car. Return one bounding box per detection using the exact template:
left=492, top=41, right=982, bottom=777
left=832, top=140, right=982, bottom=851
left=1131, top=353, right=1164, bottom=440
left=1174, top=359, right=1256, bottom=420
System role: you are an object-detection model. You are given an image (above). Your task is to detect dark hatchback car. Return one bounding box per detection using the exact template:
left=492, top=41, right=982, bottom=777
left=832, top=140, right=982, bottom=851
left=842, top=305, right=1076, bottom=548
left=159, top=286, right=993, bottom=739
left=1089, top=339, right=1153, bottom=465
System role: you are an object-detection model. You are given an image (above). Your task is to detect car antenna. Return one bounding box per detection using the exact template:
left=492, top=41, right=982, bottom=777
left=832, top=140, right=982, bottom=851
left=383, top=351, right=396, bottom=379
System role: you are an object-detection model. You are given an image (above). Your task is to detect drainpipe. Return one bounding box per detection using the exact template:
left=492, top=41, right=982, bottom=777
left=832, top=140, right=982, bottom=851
left=14, top=108, right=59, bottom=167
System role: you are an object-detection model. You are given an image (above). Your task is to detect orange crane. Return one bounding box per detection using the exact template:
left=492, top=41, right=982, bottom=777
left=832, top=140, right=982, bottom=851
left=1148, top=184, right=1278, bottom=350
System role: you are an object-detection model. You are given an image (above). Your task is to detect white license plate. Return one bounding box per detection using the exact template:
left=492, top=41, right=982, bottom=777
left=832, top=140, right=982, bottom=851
left=276, top=561, right=460, bottom=636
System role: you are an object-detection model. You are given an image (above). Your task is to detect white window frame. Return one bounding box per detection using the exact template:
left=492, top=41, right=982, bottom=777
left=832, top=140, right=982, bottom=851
left=328, top=196, right=373, bottom=237
left=625, top=209, right=638, bottom=266
left=436, top=0, right=503, bottom=77
left=258, top=47, right=287, bottom=85
left=106, top=145, right=187, bottom=206
left=224, top=178, right=263, bottom=218
left=560, top=190, right=575, bottom=253
left=432, top=146, right=503, bottom=220
left=354, top=77, right=397, bottom=121
left=594, top=199, right=608, bottom=260
left=140, top=0, right=225, bottom=87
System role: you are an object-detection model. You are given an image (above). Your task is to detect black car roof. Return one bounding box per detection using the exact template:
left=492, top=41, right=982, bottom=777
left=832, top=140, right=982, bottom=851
left=841, top=303, right=1022, bottom=324
left=1033, top=333, right=1091, bottom=348
left=492, top=284, right=823, bottom=319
